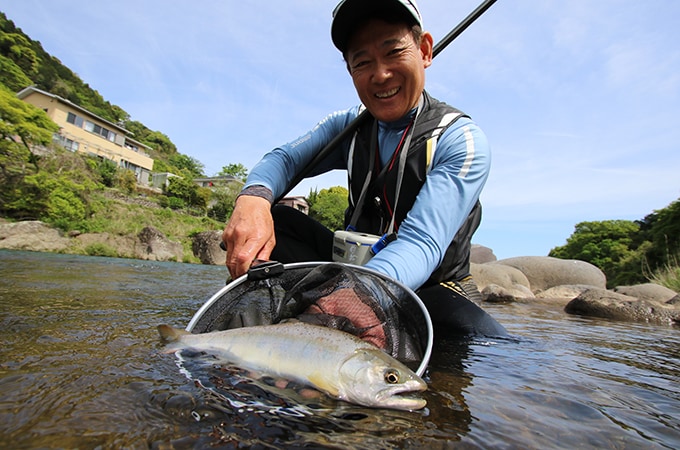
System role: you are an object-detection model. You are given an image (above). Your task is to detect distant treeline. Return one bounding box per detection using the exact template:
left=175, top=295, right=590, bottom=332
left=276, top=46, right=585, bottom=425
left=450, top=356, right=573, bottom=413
left=550, top=199, right=680, bottom=288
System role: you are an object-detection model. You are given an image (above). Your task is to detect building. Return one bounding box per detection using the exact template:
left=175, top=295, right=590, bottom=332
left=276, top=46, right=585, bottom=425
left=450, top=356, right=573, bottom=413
left=193, top=175, right=244, bottom=189
left=17, top=86, right=154, bottom=185
left=278, top=196, right=309, bottom=214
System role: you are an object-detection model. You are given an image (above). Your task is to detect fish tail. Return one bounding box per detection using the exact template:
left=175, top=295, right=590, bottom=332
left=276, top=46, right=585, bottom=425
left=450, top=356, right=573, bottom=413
left=157, top=324, right=189, bottom=344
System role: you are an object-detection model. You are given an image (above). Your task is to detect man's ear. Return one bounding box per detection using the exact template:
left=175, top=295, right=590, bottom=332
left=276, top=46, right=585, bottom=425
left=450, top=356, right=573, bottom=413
left=420, top=32, right=434, bottom=68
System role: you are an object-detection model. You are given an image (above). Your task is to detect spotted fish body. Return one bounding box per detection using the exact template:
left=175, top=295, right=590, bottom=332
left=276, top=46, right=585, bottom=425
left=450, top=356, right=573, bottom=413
left=158, top=321, right=427, bottom=410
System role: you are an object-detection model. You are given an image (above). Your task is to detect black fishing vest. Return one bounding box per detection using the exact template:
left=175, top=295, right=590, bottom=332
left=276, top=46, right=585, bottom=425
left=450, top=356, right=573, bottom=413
left=345, top=91, right=482, bottom=286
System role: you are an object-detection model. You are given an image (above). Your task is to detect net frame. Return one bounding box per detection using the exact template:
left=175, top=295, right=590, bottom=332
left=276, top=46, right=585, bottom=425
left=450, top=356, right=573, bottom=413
left=186, top=262, right=433, bottom=376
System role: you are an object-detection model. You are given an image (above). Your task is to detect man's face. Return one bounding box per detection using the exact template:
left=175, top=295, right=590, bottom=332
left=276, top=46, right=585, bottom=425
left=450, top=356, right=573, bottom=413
left=346, top=19, right=433, bottom=123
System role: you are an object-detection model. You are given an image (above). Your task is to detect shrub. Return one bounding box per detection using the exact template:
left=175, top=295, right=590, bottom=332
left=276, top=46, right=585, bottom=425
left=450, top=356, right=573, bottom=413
left=84, top=243, right=118, bottom=258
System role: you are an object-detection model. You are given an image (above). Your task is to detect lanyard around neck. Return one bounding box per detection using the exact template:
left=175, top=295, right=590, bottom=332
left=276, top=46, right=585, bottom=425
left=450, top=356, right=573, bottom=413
left=347, top=96, right=424, bottom=233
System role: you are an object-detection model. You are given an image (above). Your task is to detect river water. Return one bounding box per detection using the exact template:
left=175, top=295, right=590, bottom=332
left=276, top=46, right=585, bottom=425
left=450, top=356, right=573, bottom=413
left=1, top=249, right=678, bottom=449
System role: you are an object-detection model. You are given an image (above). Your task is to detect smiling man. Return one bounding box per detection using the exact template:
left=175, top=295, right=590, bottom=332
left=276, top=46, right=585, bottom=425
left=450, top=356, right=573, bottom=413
left=222, top=0, right=506, bottom=337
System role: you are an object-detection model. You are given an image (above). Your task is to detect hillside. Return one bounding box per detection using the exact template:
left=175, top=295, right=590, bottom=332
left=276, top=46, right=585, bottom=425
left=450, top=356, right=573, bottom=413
left=0, top=11, right=202, bottom=176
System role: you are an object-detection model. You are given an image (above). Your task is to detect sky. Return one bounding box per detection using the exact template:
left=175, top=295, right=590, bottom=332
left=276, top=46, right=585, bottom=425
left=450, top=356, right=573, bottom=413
left=2, top=0, right=679, bottom=260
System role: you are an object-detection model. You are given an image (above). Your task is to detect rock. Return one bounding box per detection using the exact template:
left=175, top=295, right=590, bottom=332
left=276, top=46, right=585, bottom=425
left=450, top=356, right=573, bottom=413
left=536, top=284, right=594, bottom=300
left=135, top=226, right=183, bottom=262
left=493, top=256, right=607, bottom=293
left=0, top=220, right=70, bottom=252
left=471, top=263, right=534, bottom=301
left=565, top=288, right=680, bottom=325
left=74, top=232, right=138, bottom=257
left=471, top=244, right=497, bottom=264
left=482, top=283, right=534, bottom=303
left=613, top=283, right=678, bottom=303
left=192, top=231, right=226, bottom=265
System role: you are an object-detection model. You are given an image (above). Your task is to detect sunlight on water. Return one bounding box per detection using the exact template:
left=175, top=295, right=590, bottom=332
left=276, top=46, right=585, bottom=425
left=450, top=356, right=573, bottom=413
left=1, top=250, right=678, bottom=449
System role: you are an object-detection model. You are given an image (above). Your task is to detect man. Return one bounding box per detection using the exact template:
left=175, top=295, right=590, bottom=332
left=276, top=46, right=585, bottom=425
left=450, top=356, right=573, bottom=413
left=223, top=0, right=506, bottom=337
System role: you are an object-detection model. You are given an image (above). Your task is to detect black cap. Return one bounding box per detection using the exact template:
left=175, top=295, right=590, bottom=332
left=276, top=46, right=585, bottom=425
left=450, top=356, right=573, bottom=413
left=331, top=0, right=423, bottom=52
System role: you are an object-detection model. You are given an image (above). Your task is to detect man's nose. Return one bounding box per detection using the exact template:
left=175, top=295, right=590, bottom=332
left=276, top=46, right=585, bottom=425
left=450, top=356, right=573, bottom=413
left=371, top=61, right=392, bottom=83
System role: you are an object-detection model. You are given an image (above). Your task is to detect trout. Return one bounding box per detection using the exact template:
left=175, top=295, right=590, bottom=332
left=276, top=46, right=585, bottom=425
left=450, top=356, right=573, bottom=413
left=158, top=321, right=427, bottom=411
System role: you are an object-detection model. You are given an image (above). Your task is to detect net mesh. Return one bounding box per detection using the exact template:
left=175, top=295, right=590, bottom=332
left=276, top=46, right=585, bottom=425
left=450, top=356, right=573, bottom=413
left=189, top=262, right=431, bottom=369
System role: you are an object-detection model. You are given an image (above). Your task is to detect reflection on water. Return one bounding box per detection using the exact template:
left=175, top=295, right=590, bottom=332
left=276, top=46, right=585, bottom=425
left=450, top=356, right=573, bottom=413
left=1, top=250, right=678, bottom=449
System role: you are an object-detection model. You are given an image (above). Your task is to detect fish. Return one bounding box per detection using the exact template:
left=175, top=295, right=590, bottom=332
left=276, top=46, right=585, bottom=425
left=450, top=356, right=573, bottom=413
left=157, top=320, right=427, bottom=411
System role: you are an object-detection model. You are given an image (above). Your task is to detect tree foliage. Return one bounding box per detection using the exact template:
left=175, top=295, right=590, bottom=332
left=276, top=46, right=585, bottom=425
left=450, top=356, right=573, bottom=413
left=550, top=200, right=680, bottom=288
left=217, top=163, right=248, bottom=181
left=549, top=220, right=645, bottom=287
left=638, top=198, right=680, bottom=270
left=308, top=186, right=348, bottom=231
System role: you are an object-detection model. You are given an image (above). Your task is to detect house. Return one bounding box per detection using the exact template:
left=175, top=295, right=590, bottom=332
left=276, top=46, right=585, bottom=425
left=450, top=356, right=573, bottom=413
left=193, top=175, right=244, bottom=189
left=278, top=196, right=309, bottom=214
left=16, top=86, right=154, bottom=185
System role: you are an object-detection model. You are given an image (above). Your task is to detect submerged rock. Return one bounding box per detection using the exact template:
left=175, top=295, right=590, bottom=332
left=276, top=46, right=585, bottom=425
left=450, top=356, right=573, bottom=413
left=565, top=288, right=680, bottom=325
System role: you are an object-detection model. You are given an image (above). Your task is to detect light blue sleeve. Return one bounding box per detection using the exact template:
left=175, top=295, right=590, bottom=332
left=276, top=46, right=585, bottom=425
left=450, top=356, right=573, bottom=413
left=365, top=117, right=491, bottom=290
left=244, top=107, right=360, bottom=199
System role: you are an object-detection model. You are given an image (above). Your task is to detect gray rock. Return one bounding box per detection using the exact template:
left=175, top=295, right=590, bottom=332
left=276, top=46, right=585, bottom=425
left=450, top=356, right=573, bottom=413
left=482, top=283, right=534, bottom=303
left=192, top=231, right=226, bottom=265
left=471, top=263, right=534, bottom=302
left=565, top=288, right=680, bottom=325
left=536, top=284, right=594, bottom=300
left=613, top=283, right=678, bottom=303
left=136, top=226, right=183, bottom=262
left=493, top=256, right=606, bottom=293
left=471, top=244, right=497, bottom=264
left=0, top=221, right=69, bottom=252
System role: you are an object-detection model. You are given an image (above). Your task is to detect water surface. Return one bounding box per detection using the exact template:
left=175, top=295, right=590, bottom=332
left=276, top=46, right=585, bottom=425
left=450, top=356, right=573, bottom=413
left=1, top=250, right=678, bottom=449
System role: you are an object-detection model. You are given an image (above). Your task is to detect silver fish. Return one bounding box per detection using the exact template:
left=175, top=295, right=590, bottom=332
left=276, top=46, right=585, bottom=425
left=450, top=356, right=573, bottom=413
left=158, top=321, right=427, bottom=411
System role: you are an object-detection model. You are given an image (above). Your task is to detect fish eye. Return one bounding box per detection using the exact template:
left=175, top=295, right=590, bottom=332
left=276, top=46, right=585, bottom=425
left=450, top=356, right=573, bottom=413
left=384, top=369, right=400, bottom=384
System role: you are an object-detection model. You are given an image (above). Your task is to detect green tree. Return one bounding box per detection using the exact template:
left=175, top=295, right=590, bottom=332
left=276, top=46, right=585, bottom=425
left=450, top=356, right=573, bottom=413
left=169, top=153, right=204, bottom=178
left=638, top=198, right=680, bottom=270
left=0, top=84, right=59, bottom=215
left=207, top=184, right=241, bottom=222
left=549, top=220, right=645, bottom=287
left=309, top=186, right=348, bottom=231
left=164, top=175, right=208, bottom=210
left=0, top=54, right=32, bottom=91
left=217, top=163, right=248, bottom=182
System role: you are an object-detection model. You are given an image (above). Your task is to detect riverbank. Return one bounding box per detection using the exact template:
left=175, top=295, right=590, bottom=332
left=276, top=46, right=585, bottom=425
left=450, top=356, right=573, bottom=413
left=0, top=187, right=224, bottom=263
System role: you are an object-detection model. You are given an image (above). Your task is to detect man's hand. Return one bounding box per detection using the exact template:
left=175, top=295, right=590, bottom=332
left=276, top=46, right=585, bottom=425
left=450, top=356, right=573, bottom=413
left=222, top=195, right=276, bottom=279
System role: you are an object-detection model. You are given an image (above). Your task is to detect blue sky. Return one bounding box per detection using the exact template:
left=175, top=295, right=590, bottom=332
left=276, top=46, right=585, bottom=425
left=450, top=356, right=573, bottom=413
left=3, top=0, right=679, bottom=260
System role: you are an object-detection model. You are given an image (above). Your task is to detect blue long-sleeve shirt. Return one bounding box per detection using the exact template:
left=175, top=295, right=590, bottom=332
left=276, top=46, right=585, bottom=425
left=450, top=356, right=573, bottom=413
left=244, top=101, right=491, bottom=290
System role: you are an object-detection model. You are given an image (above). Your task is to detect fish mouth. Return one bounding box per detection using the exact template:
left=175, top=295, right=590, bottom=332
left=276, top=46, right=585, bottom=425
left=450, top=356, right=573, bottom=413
left=375, top=379, right=427, bottom=411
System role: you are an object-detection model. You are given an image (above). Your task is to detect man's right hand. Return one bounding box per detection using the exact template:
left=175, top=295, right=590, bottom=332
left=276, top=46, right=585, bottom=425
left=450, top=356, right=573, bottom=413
left=222, top=195, right=276, bottom=279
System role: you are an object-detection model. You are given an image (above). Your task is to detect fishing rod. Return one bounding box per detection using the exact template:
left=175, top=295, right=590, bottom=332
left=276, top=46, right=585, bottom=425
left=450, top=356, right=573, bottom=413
left=275, top=0, right=498, bottom=203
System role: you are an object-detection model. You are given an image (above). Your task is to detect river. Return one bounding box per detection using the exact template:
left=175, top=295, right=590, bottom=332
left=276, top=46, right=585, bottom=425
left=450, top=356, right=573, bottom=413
left=1, top=250, right=678, bottom=449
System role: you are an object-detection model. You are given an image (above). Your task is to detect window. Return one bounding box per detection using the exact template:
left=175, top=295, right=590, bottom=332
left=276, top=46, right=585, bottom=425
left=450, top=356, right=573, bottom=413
left=84, top=120, right=116, bottom=142
left=54, top=134, right=79, bottom=152
left=66, top=112, right=84, bottom=128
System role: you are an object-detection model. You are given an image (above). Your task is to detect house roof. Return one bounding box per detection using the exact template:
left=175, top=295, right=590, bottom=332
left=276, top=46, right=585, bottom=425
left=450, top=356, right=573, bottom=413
left=17, top=85, right=131, bottom=135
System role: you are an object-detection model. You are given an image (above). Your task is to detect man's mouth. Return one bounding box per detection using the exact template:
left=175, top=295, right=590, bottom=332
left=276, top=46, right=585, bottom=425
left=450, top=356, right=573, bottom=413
left=375, top=87, right=400, bottom=99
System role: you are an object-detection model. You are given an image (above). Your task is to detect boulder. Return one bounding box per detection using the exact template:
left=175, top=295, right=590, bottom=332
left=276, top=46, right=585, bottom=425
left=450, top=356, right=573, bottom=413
left=74, top=232, right=137, bottom=257
left=135, top=226, right=183, bottom=262
left=192, top=230, right=226, bottom=265
left=471, top=244, right=497, bottom=264
left=471, top=263, right=534, bottom=301
left=482, top=283, right=534, bottom=303
left=535, top=284, right=595, bottom=300
left=613, top=283, right=678, bottom=303
left=565, top=288, right=680, bottom=325
left=0, top=220, right=69, bottom=252
left=493, top=256, right=606, bottom=293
